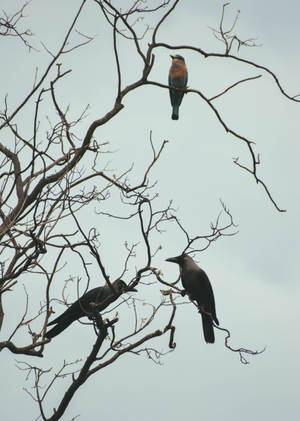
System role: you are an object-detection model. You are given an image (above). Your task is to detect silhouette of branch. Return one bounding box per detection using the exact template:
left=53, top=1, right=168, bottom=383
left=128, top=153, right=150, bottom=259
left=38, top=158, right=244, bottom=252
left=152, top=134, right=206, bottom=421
left=209, top=3, right=261, bottom=54
left=153, top=269, right=265, bottom=364
left=213, top=322, right=266, bottom=364
left=209, top=75, right=262, bottom=101
left=151, top=42, right=299, bottom=103
left=145, top=79, right=286, bottom=212
left=0, top=2, right=34, bottom=50
left=0, top=0, right=88, bottom=130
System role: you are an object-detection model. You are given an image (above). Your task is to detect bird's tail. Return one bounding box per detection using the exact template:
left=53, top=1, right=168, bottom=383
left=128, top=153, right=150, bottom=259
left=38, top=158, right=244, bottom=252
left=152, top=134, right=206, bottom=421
left=172, top=105, right=179, bottom=120
left=44, top=317, right=74, bottom=339
left=201, top=313, right=215, bottom=344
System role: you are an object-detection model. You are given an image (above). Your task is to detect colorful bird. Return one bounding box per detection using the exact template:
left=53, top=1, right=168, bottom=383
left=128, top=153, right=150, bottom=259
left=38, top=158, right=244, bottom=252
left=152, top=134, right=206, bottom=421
left=168, top=54, right=188, bottom=120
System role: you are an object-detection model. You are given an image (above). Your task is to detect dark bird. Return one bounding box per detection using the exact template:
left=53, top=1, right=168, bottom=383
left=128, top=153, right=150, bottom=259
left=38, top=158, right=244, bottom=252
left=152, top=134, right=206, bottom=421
left=45, top=279, right=136, bottom=339
left=166, top=254, right=219, bottom=343
left=168, top=54, right=188, bottom=120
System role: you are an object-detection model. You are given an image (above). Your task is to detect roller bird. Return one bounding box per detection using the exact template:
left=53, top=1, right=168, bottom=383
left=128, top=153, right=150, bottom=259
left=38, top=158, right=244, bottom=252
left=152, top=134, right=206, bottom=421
left=168, top=54, right=188, bottom=120
left=45, top=279, right=136, bottom=339
left=166, top=254, right=219, bottom=343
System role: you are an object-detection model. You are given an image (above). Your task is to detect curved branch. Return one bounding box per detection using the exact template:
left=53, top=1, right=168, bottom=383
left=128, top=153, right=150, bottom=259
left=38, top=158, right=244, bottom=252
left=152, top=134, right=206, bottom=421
left=0, top=0, right=88, bottom=130
left=145, top=80, right=286, bottom=212
left=151, top=42, right=300, bottom=102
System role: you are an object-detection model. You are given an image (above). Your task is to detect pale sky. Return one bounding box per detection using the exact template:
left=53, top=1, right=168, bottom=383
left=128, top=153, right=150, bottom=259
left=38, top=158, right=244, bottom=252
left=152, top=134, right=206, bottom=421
left=1, top=1, right=300, bottom=420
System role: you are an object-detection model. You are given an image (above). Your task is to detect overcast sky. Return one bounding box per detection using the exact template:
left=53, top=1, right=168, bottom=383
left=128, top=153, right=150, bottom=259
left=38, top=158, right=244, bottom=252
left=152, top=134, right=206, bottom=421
left=1, top=0, right=300, bottom=420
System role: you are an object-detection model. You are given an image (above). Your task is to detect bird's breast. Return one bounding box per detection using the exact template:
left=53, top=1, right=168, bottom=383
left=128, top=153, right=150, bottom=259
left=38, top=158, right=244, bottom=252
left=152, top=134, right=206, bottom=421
left=169, top=64, right=187, bottom=81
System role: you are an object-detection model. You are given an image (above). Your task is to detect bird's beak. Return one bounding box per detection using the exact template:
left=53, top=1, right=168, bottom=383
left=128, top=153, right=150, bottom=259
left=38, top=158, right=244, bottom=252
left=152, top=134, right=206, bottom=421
left=166, top=256, right=178, bottom=263
left=170, top=55, right=175, bottom=59
left=126, top=285, right=137, bottom=292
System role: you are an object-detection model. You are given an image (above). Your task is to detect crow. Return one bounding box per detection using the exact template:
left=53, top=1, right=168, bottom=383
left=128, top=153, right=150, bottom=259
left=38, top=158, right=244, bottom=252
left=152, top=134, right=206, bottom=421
left=166, top=254, right=219, bottom=343
left=45, top=279, right=136, bottom=339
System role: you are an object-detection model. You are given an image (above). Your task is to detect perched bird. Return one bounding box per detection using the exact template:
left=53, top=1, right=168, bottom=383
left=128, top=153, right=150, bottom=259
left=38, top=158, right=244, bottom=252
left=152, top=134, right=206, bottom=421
left=166, top=254, right=219, bottom=343
left=168, top=54, right=188, bottom=120
left=45, top=279, right=136, bottom=339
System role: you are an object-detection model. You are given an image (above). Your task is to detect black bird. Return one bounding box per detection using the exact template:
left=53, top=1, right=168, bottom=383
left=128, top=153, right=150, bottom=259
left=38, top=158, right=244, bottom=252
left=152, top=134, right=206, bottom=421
left=166, top=254, right=219, bottom=343
left=45, top=279, right=136, bottom=339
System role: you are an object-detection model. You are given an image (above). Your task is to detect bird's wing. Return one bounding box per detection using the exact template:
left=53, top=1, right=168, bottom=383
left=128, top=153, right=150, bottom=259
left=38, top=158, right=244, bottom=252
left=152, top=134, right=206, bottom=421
left=47, top=299, right=84, bottom=326
left=197, top=270, right=219, bottom=324
left=75, top=287, right=106, bottom=316
left=185, top=71, right=188, bottom=86
left=47, top=287, right=102, bottom=326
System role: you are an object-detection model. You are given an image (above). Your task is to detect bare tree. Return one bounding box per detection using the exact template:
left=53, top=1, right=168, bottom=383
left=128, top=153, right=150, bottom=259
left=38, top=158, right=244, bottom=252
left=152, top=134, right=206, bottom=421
left=0, top=1, right=296, bottom=419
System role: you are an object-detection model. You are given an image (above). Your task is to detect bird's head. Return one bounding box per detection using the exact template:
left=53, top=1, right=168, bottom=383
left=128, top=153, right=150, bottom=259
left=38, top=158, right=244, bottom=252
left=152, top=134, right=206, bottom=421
left=166, top=253, right=190, bottom=266
left=114, top=279, right=137, bottom=293
left=170, top=54, right=185, bottom=62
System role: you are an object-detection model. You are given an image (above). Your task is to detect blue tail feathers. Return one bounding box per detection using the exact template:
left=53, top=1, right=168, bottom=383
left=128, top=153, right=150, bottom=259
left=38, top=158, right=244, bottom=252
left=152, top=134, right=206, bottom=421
left=172, top=105, right=179, bottom=120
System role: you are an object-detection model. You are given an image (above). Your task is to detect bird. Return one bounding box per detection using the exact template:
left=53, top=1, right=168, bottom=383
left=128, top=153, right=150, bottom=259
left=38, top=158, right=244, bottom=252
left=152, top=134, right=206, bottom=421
left=166, top=254, right=219, bottom=343
left=168, top=54, right=188, bottom=120
left=45, top=279, right=136, bottom=339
